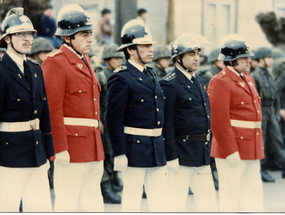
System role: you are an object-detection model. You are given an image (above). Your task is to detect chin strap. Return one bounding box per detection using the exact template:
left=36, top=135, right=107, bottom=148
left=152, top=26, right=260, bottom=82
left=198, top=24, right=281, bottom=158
left=106, top=61, right=116, bottom=71
left=135, top=45, right=147, bottom=65
left=177, top=54, right=194, bottom=72
left=34, top=54, right=43, bottom=64
left=64, top=35, right=82, bottom=56
left=9, top=35, right=26, bottom=55
left=262, top=58, right=268, bottom=68
left=213, top=62, right=223, bottom=70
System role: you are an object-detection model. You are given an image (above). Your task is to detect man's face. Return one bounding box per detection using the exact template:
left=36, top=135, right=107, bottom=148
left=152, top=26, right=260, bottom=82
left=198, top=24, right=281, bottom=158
left=104, top=13, right=111, bottom=20
left=5, top=31, right=35, bottom=55
left=180, top=49, right=200, bottom=72
left=263, top=57, right=274, bottom=67
left=65, top=31, right=93, bottom=55
left=157, top=57, right=170, bottom=69
left=140, top=13, right=147, bottom=21
left=107, top=57, right=122, bottom=71
left=235, top=57, right=250, bottom=73
left=129, top=44, right=153, bottom=65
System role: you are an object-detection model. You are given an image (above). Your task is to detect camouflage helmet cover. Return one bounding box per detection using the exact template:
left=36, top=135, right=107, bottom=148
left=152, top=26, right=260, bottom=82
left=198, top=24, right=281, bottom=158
left=271, top=48, right=284, bottom=60
left=102, top=44, right=124, bottom=60
left=207, top=48, right=220, bottom=63
left=29, top=37, right=54, bottom=55
left=153, top=45, right=171, bottom=61
left=254, top=47, right=273, bottom=60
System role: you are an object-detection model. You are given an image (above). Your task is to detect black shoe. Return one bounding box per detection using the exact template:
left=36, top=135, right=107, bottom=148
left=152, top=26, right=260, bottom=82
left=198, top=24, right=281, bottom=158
left=261, top=170, right=275, bottom=182
left=101, top=181, right=121, bottom=204
left=142, top=186, right=147, bottom=199
left=111, top=171, right=123, bottom=192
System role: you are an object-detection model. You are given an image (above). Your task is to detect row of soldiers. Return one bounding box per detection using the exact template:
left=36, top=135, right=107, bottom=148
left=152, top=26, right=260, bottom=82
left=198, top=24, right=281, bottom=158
left=0, top=3, right=282, bottom=213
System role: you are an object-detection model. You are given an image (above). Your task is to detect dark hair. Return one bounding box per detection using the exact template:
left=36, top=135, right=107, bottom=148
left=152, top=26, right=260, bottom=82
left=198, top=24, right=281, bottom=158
left=123, top=45, right=136, bottom=60
left=138, top=8, right=147, bottom=16
left=224, top=60, right=238, bottom=66
left=101, top=8, right=111, bottom=17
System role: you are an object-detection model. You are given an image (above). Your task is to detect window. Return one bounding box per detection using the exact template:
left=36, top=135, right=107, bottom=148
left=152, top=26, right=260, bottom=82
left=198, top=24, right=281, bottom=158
left=203, top=0, right=236, bottom=55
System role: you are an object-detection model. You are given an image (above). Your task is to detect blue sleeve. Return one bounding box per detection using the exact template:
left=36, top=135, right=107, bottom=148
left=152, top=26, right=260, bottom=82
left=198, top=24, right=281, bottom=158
left=159, top=79, right=178, bottom=161
left=105, top=73, right=129, bottom=157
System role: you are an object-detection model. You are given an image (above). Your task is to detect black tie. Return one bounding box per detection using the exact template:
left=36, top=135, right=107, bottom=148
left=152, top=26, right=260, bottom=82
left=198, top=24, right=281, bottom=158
left=143, top=68, right=153, bottom=82
left=191, top=75, right=200, bottom=90
left=81, top=57, right=89, bottom=70
left=23, top=60, right=32, bottom=87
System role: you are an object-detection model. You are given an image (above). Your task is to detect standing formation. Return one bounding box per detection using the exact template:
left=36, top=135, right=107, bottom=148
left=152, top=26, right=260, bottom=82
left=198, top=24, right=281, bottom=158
left=3, top=3, right=285, bottom=213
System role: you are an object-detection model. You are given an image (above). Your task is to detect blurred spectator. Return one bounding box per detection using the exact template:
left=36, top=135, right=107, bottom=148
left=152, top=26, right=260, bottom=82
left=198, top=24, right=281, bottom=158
left=152, top=45, right=171, bottom=80
left=0, top=48, right=6, bottom=58
left=41, top=6, right=61, bottom=48
left=95, top=9, right=114, bottom=45
left=28, top=37, right=54, bottom=65
left=137, top=8, right=147, bottom=23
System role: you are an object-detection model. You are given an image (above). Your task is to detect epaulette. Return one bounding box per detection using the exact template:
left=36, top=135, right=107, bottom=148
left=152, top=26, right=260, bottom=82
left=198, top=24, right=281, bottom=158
left=114, top=66, right=127, bottom=73
left=47, top=49, right=62, bottom=58
left=163, top=72, right=177, bottom=81
left=27, top=57, right=40, bottom=66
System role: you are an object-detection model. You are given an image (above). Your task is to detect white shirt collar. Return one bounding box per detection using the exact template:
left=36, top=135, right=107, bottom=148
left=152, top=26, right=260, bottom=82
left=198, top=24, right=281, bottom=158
left=6, top=50, right=26, bottom=74
left=64, top=44, right=83, bottom=59
left=176, top=65, right=196, bottom=81
left=227, top=66, right=243, bottom=77
left=128, top=59, right=146, bottom=72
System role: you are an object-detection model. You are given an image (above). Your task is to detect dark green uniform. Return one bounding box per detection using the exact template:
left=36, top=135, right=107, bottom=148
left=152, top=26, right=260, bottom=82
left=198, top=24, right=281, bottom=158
left=252, top=66, right=285, bottom=167
left=210, top=64, right=222, bottom=76
left=153, top=64, right=167, bottom=80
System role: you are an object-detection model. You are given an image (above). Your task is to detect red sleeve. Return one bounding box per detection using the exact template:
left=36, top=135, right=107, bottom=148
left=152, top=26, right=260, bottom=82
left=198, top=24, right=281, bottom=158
left=208, top=76, right=238, bottom=157
left=42, top=56, right=68, bottom=154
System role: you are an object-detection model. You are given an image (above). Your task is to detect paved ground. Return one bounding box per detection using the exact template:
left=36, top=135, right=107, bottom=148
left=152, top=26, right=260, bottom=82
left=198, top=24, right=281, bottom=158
left=51, top=170, right=285, bottom=212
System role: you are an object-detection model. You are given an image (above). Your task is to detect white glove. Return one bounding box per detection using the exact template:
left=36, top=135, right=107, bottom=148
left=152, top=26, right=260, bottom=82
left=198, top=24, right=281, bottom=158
left=55, top=150, right=70, bottom=166
left=226, top=151, right=241, bottom=168
left=167, top=158, right=179, bottom=172
left=114, top=154, right=128, bottom=171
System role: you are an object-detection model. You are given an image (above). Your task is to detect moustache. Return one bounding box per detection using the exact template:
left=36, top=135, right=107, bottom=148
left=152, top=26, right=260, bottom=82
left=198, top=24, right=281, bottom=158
left=23, top=42, right=32, bottom=45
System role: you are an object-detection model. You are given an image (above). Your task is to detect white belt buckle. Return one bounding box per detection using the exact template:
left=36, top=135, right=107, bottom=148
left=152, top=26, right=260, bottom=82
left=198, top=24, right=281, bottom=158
left=153, top=128, right=161, bottom=137
left=30, top=119, right=39, bottom=131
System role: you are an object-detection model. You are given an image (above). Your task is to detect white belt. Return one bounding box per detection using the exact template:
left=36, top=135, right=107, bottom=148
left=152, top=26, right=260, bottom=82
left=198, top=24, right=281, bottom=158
left=0, top=118, right=40, bottom=132
left=64, top=117, right=99, bottom=128
left=230, top=119, right=261, bottom=129
left=124, top=126, right=162, bottom=137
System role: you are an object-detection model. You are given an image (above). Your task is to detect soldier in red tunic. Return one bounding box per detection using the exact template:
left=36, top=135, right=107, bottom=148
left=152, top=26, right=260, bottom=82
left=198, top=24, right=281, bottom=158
left=208, top=34, right=264, bottom=212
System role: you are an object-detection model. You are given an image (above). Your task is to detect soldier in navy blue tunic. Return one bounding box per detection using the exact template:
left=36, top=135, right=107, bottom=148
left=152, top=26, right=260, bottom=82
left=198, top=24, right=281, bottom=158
left=159, top=33, right=217, bottom=212
left=105, top=19, right=166, bottom=212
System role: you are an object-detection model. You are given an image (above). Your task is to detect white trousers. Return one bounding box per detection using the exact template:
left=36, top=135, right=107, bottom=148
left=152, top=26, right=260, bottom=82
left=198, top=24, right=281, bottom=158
left=0, top=162, right=52, bottom=212
left=167, top=165, right=217, bottom=212
left=121, top=166, right=167, bottom=212
left=215, top=158, right=263, bottom=212
left=54, top=160, right=104, bottom=212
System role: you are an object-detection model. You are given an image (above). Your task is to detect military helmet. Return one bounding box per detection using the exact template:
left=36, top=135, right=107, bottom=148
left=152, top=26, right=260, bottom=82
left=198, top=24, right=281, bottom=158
left=102, top=44, right=124, bottom=60
left=217, top=34, right=253, bottom=61
left=254, top=47, right=273, bottom=60
left=0, top=7, right=36, bottom=48
left=153, top=45, right=171, bottom=61
left=55, top=4, right=93, bottom=36
left=29, top=37, right=54, bottom=55
left=117, top=19, right=156, bottom=51
left=170, top=32, right=208, bottom=61
left=207, top=48, right=220, bottom=63
left=271, top=48, right=284, bottom=60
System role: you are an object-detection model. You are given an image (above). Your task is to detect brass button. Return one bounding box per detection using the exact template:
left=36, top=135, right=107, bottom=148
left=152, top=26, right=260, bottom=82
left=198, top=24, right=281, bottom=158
left=189, top=98, right=192, bottom=100
left=94, top=98, right=96, bottom=101
left=137, top=140, right=140, bottom=143
left=6, top=142, right=8, bottom=145
left=204, top=103, right=206, bottom=106
left=75, top=133, right=78, bottom=136
left=34, top=110, right=37, bottom=114
left=223, top=72, right=226, bottom=74
left=163, top=138, right=165, bottom=141
left=205, top=142, right=208, bottom=145
left=36, top=141, right=39, bottom=145
left=79, top=90, right=82, bottom=93
left=254, top=100, right=256, bottom=103
left=187, top=85, right=190, bottom=88
left=157, top=121, right=161, bottom=125
left=256, top=132, right=259, bottom=135
left=207, top=115, right=209, bottom=118
left=257, top=110, right=260, bottom=113
left=139, top=78, right=142, bottom=81
left=94, top=85, right=96, bottom=88
left=183, top=139, right=186, bottom=142
left=241, top=136, right=243, bottom=140
left=17, top=99, right=20, bottom=102
left=155, top=95, right=157, bottom=99
left=141, top=99, right=144, bottom=102
left=156, top=108, right=159, bottom=112
left=95, top=112, right=98, bottom=115
left=241, top=101, right=244, bottom=105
